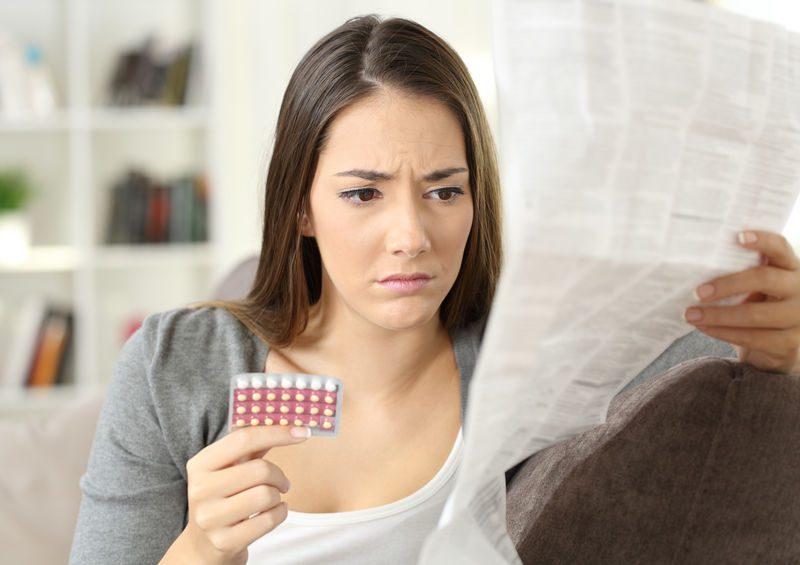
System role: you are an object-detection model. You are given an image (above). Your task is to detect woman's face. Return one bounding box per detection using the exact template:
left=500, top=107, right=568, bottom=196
left=302, top=89, right=473, bottom=331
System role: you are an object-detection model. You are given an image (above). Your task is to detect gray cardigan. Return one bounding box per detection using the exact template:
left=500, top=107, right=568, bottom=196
left=68, top=306, right=735, bottom=565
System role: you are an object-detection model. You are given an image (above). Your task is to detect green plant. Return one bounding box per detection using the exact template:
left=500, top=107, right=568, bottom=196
left=0, top=169, right=34, bottom=211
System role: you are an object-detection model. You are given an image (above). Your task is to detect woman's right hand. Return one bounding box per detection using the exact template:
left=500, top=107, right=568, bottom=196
left=182, top=424, right=311, bottom=565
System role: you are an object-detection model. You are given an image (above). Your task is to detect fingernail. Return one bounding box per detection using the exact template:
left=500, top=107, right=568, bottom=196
left=738, top=231, right=757, bottom=244
left=290, top=426, right=311, bottom=439
left=284, top=480, right=291, bottom=493
left=684, top=308, right=702, bottom=322
left=694, top=283, right=715, bottom=300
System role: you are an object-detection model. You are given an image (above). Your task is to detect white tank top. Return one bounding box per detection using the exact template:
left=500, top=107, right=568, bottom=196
left=247, top=426, right=463, bottom=564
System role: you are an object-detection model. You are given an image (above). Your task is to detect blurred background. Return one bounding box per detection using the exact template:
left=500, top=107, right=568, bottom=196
left=0, top=0, right=798, bottom=421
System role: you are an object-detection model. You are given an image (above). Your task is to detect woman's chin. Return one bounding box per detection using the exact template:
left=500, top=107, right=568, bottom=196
left=371, top=304, right=440, bottom=331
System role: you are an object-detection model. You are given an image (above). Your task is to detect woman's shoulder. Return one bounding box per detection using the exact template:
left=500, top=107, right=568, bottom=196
left=126, top=304, right=266, bottom=378
left=140, top=303, right=243, bottom=328
left=106, top=305, right=263, bottom=475
left=133, top=304, right=254, bottom=346
left=458, top=314, right=489, bottom=346
left=452, top=314, right=489, bottom=372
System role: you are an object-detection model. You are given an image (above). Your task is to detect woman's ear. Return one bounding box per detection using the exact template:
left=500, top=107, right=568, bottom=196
left=299, top=212, right=314, bottom=237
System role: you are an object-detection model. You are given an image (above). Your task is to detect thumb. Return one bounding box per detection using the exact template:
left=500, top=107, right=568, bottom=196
left=734, top=344, right=750, bottom=364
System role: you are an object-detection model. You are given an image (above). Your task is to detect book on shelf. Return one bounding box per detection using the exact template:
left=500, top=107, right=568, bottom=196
left=105, top=169, right=208, bottom=245
left=27, top=307, right=73, bottom=388
left=145, top=181, right=170, bottom=243
left=107, top=36, right=199, bottom=107
left=169, top=176, right=193, bottom=243
left=0, top=33, right=59, bottom=119
left=0, top=296, right=74, bottom=389
left=160, top=43, right=193, bottom=106
left=1, top=295, right=47, bottom=388
left=120, top=313, right=145, bottom=344
left=192, top=174, right=209, bottom=242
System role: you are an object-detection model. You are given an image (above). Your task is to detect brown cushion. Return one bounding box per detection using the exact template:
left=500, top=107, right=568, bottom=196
left=505, top=357, right=800, bottom=564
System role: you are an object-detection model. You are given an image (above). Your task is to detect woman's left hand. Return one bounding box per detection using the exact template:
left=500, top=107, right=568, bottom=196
left=683, top=229, right=800, bottom=375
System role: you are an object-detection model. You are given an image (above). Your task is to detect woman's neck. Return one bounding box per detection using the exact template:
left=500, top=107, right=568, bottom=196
left=274, top=299, right=454, bottom=410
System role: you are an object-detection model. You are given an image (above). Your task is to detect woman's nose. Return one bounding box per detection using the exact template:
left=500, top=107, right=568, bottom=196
left=385, top=198, right=431, bottom=258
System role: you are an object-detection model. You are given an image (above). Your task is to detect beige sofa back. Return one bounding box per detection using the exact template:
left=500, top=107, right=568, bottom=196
left=0, top=387, right=106, bottom=564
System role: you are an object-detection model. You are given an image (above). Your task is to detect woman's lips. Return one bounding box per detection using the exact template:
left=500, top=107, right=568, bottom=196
left=377, top=276, right=431, bottom=293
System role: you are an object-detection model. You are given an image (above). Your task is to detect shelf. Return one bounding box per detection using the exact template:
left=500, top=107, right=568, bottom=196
left=0, top=245, right=81, bottom=273
left=90, top=106, right=209, bottom=130
left=0, top=243, right=212, bottom=272
left=93, top=242, right=212, bottom=268
left=0, top=111, right=71, bottom=132
left=0, top=107, right=209, bottom=132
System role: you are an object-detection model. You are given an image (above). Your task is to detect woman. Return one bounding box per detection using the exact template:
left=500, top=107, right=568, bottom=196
left=69, top=14, right=800, bottom=565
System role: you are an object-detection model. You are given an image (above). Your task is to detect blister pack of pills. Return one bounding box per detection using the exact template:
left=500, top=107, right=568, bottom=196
left=229, top=373, right=343, bottom=436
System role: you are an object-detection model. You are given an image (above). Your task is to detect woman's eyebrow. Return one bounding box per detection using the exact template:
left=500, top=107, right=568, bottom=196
left=333, top=166, right=468, bottom=182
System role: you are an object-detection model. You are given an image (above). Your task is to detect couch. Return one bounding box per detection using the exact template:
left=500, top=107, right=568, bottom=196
left=505, top=356, right=800, bottom=563
left=1, top=255, right=798, bottom=564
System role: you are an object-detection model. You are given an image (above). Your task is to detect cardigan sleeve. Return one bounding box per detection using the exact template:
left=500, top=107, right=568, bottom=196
left=69, top=312, right=188, bottom=565
left=619, top=329, right=737, bottom=395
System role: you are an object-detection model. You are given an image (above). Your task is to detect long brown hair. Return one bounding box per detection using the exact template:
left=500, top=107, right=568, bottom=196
left=191, top=14, right=503, bottom=347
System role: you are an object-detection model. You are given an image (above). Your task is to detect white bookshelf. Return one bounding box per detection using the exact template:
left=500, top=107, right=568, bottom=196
left=0, top=0, right=222, bottom=418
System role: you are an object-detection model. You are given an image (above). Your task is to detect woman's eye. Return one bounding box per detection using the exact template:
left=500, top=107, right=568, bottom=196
left=339, top=188, right=380, bottom=204
left=338, top=186, right=464, bottom=206
left=428, top=187, right=465, bottom=202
